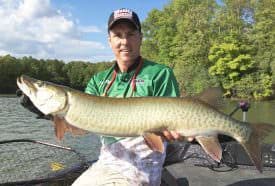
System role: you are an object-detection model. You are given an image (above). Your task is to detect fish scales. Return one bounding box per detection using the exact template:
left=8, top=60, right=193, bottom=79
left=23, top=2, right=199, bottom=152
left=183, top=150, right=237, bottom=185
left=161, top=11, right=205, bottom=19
left=66, top=91, right=249, bottom=141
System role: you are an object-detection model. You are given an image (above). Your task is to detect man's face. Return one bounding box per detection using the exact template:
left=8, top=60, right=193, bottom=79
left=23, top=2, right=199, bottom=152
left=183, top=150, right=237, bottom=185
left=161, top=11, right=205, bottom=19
left=108, top=21, right=142, bottom=64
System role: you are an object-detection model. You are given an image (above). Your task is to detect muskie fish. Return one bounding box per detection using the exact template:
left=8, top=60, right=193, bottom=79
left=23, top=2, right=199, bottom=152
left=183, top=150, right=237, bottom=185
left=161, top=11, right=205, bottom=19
left=17, top=75, right=275, bottom=172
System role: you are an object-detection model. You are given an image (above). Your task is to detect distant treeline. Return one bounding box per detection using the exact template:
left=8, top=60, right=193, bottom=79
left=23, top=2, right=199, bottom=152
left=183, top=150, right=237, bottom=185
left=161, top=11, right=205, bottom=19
left=0, top=55, right=113, bottom=94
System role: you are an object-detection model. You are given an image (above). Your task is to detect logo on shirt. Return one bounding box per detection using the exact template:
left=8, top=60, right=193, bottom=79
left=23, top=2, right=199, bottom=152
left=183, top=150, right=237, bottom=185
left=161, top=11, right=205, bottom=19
left=133, top=78, right=144, bottom=85
left=99, top=80, right=110, bottom=86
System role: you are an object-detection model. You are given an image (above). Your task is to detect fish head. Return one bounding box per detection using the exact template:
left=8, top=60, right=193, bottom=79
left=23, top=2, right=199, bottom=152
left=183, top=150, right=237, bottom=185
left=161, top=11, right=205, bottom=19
left=17, top=75, right=67, bottom=115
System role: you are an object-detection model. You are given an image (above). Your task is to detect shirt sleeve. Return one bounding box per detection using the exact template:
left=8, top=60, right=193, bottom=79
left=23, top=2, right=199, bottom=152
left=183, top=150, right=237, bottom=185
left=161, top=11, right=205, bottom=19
left=85, top=76, right=100, bottom=95
left=153, top=68, right=180, bottom=97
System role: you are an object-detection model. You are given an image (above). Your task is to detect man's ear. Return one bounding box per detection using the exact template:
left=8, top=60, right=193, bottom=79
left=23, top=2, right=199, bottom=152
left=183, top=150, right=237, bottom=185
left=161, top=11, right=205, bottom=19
left=108, top=36, right=112, bottom=47
left=139, top=32, right=143, bottom=43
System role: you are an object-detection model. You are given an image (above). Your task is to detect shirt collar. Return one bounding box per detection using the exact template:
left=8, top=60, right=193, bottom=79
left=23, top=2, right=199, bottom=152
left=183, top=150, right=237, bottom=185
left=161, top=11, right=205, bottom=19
left=114, top=56, right=141, bottom=73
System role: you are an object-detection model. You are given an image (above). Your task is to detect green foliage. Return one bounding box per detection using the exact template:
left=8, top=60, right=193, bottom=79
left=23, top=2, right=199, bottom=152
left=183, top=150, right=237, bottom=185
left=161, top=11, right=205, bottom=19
left=208, top=35, right=273, bottom=99
left=251, top=0, right=275, bottom=83
left=44, top=59, right=66, bottom=84
left=0, top=55, right=22, bottom=93
left=174, top=64, right=217, bottom=96
left=63, top=61, right=88, bottom=90
left=63, top=61, right=113, bottom=90
left=232, top=73, right=273, bottom=100
left=142, top=7, right=178, bottom=67
left=208, top=37, right=257, bottom=97
left=142, top=0, right=217, bottom=95
left=253, top=73, right=273, bottom=99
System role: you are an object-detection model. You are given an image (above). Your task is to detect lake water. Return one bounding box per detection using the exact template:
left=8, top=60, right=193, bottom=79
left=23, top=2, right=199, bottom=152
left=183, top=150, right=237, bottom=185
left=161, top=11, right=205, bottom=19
left=0, top=96, right=275, bottom=182
left=0, top=96, right=101, bottom=160
left=0, top=96, right=102, bottom=183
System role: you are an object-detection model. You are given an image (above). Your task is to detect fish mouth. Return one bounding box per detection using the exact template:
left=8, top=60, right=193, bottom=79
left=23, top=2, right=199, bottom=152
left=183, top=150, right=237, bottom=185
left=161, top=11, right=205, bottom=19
left=17, top=75, right=38, bottom=96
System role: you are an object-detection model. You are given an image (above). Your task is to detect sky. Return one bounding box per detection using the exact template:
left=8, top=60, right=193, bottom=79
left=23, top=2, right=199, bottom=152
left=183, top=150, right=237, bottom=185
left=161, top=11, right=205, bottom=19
left=0, top=0, right=170, bottom=62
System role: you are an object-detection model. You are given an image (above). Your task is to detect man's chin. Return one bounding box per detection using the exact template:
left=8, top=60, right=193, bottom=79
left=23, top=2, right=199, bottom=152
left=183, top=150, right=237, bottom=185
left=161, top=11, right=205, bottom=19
left=119, top=55, right=135, bottom=62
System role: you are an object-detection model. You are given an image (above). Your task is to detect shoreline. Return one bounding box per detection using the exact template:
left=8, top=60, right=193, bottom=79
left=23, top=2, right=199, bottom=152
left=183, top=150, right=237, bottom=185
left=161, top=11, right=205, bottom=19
left=0, top=94, right=17, bottom=97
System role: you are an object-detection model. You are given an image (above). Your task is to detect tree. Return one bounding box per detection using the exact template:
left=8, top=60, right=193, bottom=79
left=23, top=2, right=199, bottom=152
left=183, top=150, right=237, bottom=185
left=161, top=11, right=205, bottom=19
left=0, top=55, right=22, bottom=93
left=44, top=59, right=66, bottom=84
left=62, top=62, right=86, bottom=90
left=251, top=0, right=275, bottom=83
left=208, top=34, right=273, bottom=99
left=142, top=0, right=217, bottom=95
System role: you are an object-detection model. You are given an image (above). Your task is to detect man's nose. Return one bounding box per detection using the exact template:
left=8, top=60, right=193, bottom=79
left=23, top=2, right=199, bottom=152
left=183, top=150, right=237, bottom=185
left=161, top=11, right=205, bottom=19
left=120, top=37, right=129, bottom=45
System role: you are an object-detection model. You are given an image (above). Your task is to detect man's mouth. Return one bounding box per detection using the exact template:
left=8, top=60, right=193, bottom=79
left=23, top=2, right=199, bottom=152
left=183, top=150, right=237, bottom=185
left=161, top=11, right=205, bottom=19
left=120, top=49, right=131, bottom=53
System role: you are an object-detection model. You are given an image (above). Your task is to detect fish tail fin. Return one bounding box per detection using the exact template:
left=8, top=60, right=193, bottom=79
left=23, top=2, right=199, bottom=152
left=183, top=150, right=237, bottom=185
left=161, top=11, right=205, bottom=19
left=241, top=123, right=275, bottom=173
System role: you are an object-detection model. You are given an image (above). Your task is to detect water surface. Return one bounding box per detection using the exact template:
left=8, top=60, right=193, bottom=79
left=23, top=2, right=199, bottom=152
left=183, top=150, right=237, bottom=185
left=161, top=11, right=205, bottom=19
left=0, top=96, right=101, bottom=160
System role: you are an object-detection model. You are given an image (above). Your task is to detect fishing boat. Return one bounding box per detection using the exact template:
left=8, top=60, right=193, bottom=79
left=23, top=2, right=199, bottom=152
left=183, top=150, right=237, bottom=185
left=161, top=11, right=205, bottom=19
left=161, top=101, right=275, bottom=185
left=161, top=140, right=275, bottom=186
left=1, top=139, right=274, bottom=186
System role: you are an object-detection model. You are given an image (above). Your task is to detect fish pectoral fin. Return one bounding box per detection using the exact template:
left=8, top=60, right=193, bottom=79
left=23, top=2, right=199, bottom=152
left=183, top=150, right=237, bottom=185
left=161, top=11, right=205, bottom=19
left=65, top=122, right=87, bottom=136
left=53, top=116, right=67, bottom=140
left=143, top=133, right=164, bottom=153
left=53, top=116, right=87, bottom=140
left=195, top=135, right=222, bottom=162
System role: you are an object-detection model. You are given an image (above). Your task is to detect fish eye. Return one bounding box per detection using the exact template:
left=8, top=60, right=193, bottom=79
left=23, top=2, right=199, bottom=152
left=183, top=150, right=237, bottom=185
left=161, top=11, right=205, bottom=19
left=36, top=81, right=44, bottom=87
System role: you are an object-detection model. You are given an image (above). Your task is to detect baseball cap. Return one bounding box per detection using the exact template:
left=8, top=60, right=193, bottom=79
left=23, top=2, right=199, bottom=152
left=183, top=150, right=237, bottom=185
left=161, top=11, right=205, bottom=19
left=108, top=8, right=141, bottom=32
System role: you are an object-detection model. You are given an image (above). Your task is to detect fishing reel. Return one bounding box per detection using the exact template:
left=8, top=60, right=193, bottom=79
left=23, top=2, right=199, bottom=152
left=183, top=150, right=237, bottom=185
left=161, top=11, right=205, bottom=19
left=229, top=101, right=250, bottom=122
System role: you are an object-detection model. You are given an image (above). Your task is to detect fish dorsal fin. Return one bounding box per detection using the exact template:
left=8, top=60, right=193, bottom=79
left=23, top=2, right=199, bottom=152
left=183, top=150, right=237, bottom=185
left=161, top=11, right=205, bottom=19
left=195, top=136, right=222, bottom=162
left=143, top=133, right=164, bottom=153
left=196, top=87, right=223, bottom=108
left=53, top=116, right=87, bottom=140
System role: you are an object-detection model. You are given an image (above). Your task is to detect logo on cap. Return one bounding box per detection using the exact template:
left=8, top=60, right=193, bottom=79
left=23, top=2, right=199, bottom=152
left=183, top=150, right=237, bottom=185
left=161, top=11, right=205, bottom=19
left=108, top=8, right=141, bottom=32
left=114, top=9, right=133, bottom=19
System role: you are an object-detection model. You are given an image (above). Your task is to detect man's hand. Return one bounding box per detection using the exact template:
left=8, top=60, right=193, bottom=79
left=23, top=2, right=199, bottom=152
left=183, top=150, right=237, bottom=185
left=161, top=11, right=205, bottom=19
left=162, top=129, right=194, bottom=142
left=16, top=89, right=52, bottom=120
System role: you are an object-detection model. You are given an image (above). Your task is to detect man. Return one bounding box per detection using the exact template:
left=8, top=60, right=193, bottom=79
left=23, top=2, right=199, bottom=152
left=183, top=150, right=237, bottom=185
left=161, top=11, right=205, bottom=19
left=72, top=8, right=184, bottom=186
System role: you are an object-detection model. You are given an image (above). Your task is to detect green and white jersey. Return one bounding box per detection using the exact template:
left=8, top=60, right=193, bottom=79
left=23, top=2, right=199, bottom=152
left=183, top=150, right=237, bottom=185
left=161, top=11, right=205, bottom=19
left=85, top=58, right=180, bottom=145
